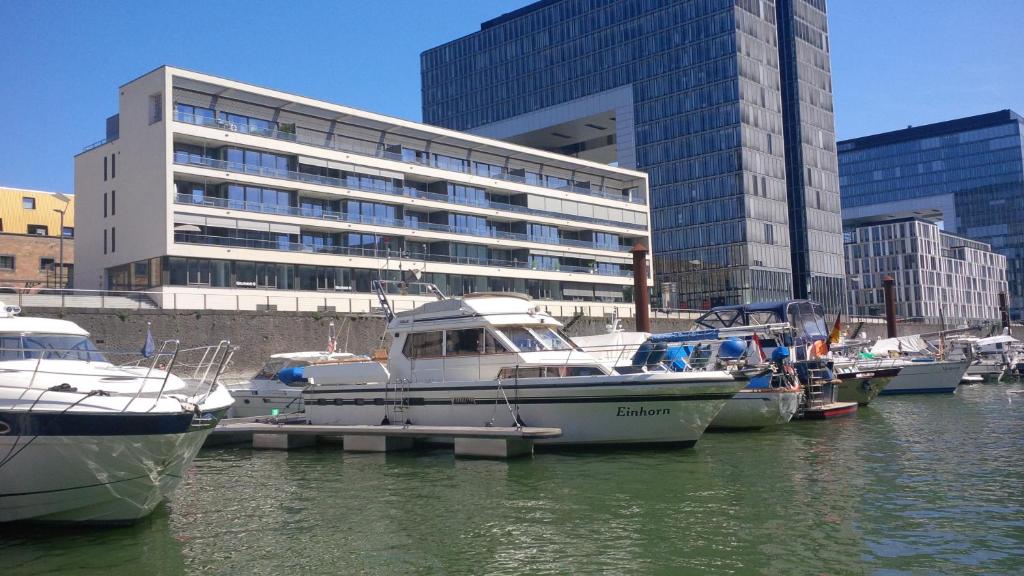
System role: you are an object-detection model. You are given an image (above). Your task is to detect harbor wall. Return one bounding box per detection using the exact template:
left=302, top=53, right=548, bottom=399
left=19, top=307, right=1022, bottom=375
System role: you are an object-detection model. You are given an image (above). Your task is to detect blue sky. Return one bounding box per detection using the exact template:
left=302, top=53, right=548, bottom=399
left=1, top=0, right=1022, bottom=193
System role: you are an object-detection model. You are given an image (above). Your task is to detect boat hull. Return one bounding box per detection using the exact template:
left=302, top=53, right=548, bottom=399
left=708, top=389, right=800, bottom=430
left=966, top=362, right=1005, bottom=382
left=304, top=374, right=748, bottom=446
left=836, top=369, right=894, bottom=405
left=227, top=388, right=303, bottom=418
left=877, top=360, right=967, bottom=395
left=800, top=401, right=858, bottom=420
left=0, top=420, right=219, bottom=524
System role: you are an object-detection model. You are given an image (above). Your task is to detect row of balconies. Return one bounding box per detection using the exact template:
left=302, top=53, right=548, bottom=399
left=173, top=153, right=647, bottom=233
left=172, top=231, right=633, bottom=277
left=174, top=109, right=645, bottom=205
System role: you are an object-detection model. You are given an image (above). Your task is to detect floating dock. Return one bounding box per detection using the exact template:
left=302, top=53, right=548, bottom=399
left=207, top=417, right=562, bottom=459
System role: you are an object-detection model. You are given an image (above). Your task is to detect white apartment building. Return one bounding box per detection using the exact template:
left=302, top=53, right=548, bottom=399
left=844, top=218, right=1008, bottom=324
left=74, top=66, right=651, bottom=314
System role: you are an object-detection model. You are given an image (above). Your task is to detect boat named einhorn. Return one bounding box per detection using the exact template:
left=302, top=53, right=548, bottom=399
left=302, top=286, right=762, bottom=447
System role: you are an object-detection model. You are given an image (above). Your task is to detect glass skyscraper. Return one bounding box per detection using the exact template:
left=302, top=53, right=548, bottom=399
left=421, top=0, right=846, bottom=312
left=839, top=110, right=1024, bottom=319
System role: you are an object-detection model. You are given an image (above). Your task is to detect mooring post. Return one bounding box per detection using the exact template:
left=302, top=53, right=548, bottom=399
left=632, top=242, right=651, bottom=333
left=998, top=291, right=1011, bottom=329
left=883, top=275, right=897, bottom=338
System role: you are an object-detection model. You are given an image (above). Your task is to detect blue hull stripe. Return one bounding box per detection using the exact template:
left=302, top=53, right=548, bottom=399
left=879, top=387, right=957, bottom=395
left=0, top=411, right=195, bottom=437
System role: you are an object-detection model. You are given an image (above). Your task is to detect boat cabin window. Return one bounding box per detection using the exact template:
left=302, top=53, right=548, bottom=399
left=498, top=365, right=604, bottom=378
left=495, top=326, right=574, bottom=352
left=0, top=334, right=107, bottom=362
left=444, top=329, right=510, bottom=356
left=403, top=331, right=444, bottom=359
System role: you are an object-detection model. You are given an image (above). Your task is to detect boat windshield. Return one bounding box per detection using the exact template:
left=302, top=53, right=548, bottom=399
left=788, top=302, right=828, bottom=341
left=0, top=334, right=108, bottom=362
left=531, top=327, right=574, bottom=351
left=255, top=358, right=295, bottom=380
left=497, top=326, right=574, bottom=352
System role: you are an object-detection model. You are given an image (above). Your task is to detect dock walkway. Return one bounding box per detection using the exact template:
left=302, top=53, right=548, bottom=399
left=208, top=417, right=562, bottom=458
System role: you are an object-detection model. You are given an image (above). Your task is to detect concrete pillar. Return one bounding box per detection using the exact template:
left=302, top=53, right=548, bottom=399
left=883, top=275, right=897, bottom=338
left=632, top=242, right=651, bottom=332
left=454, top=437, right=534, bottom=458
left=252, top=433, right=316, bottom=450
left=343, top=435, right=414, bottom=452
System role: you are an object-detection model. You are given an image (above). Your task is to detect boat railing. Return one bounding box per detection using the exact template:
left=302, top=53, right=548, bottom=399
left=0, top=340, right=182, bottom=410
left=172, top=341, right=235, bottom=403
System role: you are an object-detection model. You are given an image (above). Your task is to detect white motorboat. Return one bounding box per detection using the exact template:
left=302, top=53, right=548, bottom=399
left=577, top=322, right=801, bottom=431
left=0, top=305, right=234, bottom=524
left=225, top=350, right=367, bottom=418
left=867, top=335, right=970, bottom=394
left=707, top=372, right=801, bottom=429
left=302, top=287, right=760, bottom=447
left=946, top=336, right=1007, bottom=382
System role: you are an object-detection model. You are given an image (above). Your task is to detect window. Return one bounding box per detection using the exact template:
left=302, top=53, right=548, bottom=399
left=111, top=154, right=115, bottom=179
left=0, top=255, right=14, bottom=270
left=111, top=190, right=116, bottom=215
left=111, top=227, right=116, bottom=252
left=445, top=329, right=485, bottom=356
left=103, top=157, right=107, bottom=181
left=27, top=225, right=47, bottom=236
left=39, top=258, right=55, bottom=272
left=22, top=197, right=35, bottom=210
left=103, top=229, right=107, bottom=255
left=103, top=192, right=107, bottom=217
left=149, top=93, right=162, bottom=124
left=402, top=331, right=443, bottom=359
left=62, top=227, right=74, bottom=238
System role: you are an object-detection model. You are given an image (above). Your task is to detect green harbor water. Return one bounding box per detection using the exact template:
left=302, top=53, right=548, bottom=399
left=4, top=383, right=1023, bottom=575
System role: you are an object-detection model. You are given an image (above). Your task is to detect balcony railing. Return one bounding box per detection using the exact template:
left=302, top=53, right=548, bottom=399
left=174, top=193, right=631, bottom=253
left=173, top=154, right=648, bottom=231
left=174, top=111, right=646, bottom=206
left=173, top=233, right=633, bottom=277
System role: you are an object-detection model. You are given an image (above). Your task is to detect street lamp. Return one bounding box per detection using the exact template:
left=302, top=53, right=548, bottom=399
left=53, top=193, right=71, bottom=306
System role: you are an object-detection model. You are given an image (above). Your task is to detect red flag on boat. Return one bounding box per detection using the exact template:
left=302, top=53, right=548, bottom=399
left=751, top=332, right=766, bottom=362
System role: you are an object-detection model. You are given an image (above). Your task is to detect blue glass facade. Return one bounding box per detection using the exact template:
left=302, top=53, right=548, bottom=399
left=421, top=0, right=846, bottom=311
left=839, top=110, right=1024, bottom=319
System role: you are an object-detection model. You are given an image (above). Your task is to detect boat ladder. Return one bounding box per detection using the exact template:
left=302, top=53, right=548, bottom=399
left=385, top=377, right=412, bottom=425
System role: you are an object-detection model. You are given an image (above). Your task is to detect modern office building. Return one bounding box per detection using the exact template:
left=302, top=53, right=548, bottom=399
left=74, top=66, right=651, bottom=314
left=421, top=0, right=846, bottom=312
left=839, top=110, right=1024, bottom=319
left=844, top=218, right=1007, bottom=324
left=0, top=187, right=75, bottom=289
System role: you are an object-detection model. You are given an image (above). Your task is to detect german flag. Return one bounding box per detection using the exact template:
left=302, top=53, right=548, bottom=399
left=827, top=312, right=842, bottom=350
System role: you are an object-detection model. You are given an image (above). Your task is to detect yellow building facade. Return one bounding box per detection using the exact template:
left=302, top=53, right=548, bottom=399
left=0, top=186, right=75, bottom=236
left=0, top=187, right=75, bottom=289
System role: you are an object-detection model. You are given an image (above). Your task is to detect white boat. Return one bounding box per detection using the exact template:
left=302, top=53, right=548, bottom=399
left=0, top=305, right=234, bottom=524
left=224, top=350, right=367, bottom=418
left=708, top=373, right=801, bottom=429
left=302, top=288, right=760, bottom=447
left=577, top=322, right=801, bottom=431
left=865, top=335, right=968, bottom=394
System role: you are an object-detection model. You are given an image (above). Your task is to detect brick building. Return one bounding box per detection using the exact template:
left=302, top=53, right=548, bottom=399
left=0, top=187, right=75, bottom=289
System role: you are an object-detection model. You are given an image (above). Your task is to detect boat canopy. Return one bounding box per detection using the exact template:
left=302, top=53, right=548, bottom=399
left=693, top=300, right=828, bottom=342
left=976, top=334, right=1019, bottom=347
left=870, top=335, right=932, bottom=355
